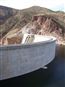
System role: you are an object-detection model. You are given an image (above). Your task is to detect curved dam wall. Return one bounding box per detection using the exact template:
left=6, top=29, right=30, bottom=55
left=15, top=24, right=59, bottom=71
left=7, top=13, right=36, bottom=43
left=0, top=39, right=56, bottom=80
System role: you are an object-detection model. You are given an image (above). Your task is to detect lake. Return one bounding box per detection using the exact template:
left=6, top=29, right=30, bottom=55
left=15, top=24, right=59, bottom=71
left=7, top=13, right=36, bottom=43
left=0, top=44, right=65, bottom=87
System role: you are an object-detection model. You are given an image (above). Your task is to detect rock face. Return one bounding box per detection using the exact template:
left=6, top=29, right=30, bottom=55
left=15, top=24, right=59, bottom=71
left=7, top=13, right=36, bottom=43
left=0, top=6, right=17, bottom=24
left=0, top=15, right=65, bottom=45
left=0, top=6, right=65, bottom=45
left=22, top=15, right=65, bottom=44
left=0, top=30, right=23, bottom=45
left=0, top=6, right=30, bottom=37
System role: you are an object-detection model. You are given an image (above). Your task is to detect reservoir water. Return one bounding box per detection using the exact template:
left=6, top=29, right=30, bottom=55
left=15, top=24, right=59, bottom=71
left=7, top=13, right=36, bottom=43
left=0, top=45, right=65, bottom=87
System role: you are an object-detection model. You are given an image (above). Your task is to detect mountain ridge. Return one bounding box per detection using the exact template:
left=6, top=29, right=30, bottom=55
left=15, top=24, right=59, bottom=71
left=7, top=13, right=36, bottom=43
left=0, top=5, right=65, bottom=45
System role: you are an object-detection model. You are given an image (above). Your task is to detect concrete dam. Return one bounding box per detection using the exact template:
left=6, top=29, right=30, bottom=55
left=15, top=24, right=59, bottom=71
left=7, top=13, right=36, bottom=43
left=0, top=34, right=56, bottom=80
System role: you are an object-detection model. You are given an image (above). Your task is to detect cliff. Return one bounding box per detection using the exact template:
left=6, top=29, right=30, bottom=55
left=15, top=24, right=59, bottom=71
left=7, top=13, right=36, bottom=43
left=0, top=6, right=65, bottom=45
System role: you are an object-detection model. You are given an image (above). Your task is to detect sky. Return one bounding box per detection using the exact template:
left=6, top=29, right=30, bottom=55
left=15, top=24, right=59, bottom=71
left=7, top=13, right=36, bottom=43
left=0, top=0, right=65, bottom=12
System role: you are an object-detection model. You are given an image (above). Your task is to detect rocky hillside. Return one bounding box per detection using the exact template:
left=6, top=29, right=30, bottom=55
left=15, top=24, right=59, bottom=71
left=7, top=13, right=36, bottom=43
left=0, top=6, right=65, bottom=45
left=21, top=15, right=65, bottom=44
left=0, top=6, right=17, bottom=24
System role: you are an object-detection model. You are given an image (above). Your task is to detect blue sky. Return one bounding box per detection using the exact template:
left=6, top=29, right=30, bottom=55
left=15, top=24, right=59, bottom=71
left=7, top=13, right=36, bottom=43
left=0, top=0, right=65, bottom=12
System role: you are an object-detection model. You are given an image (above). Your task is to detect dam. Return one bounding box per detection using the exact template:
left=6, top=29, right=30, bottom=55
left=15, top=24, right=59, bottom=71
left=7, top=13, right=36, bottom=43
left=0, top=34, right=56, bottom=80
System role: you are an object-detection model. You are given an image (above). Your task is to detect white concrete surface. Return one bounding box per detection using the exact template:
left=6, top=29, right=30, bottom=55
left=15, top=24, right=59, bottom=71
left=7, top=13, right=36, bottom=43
left=0, top=35, right=56, bottom=80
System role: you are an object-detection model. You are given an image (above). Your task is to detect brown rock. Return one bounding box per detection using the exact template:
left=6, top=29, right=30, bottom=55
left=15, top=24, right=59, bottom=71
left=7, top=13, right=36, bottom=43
left=7, top=36, right=22, bottom=45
